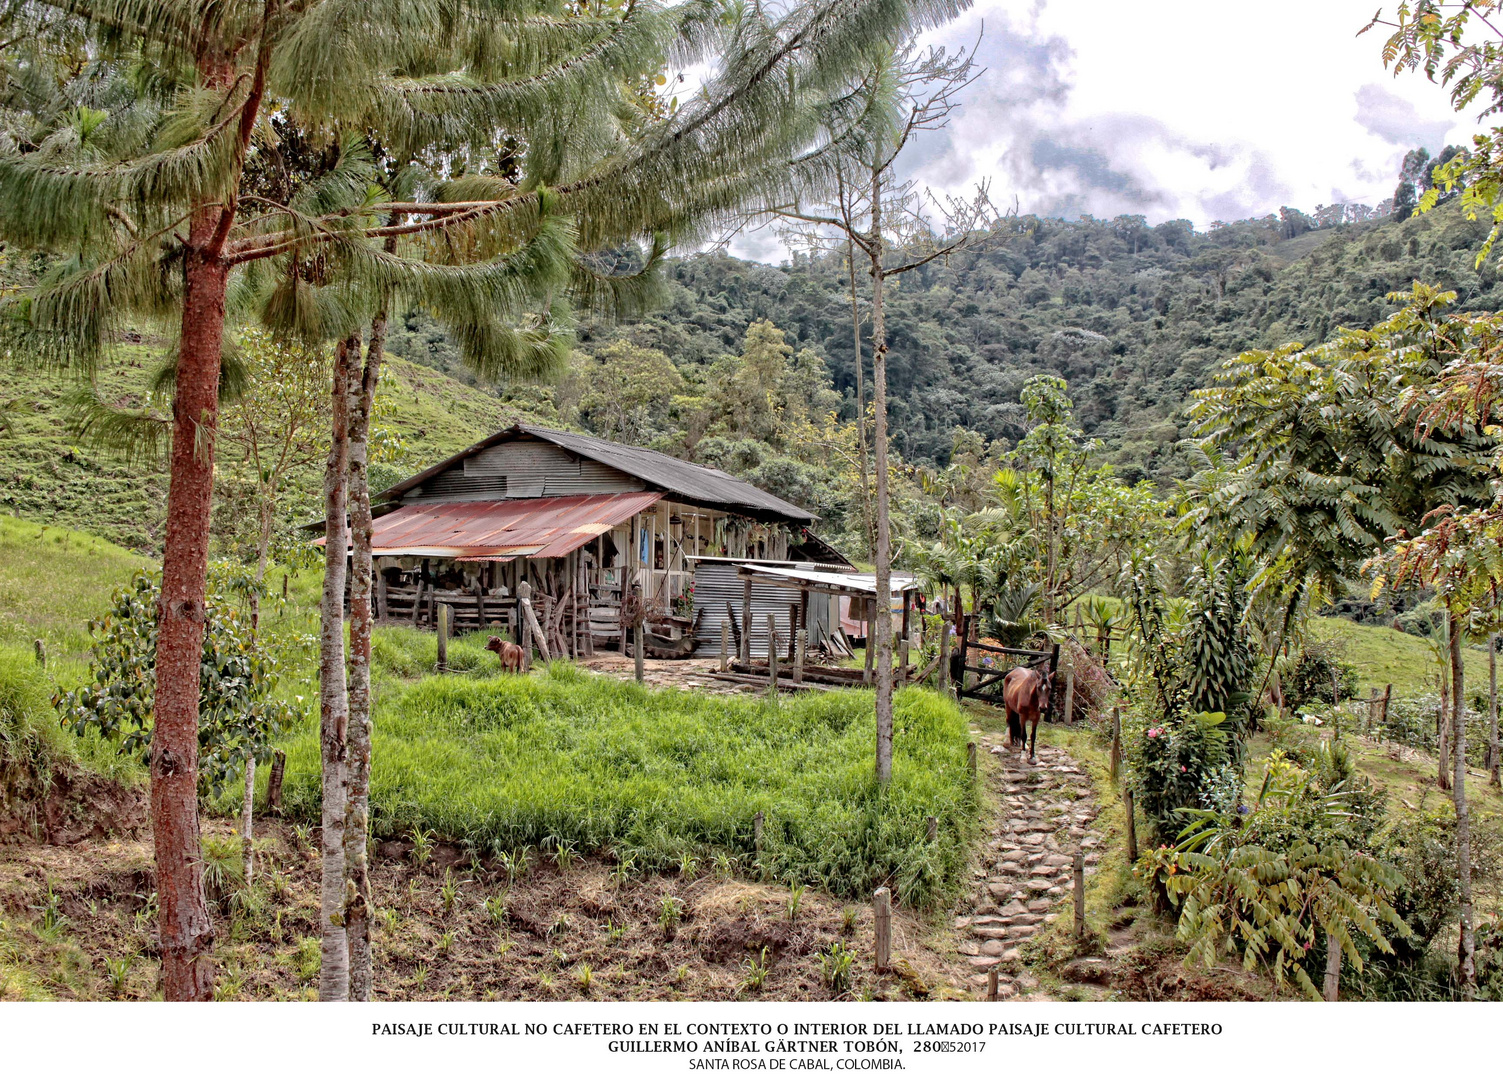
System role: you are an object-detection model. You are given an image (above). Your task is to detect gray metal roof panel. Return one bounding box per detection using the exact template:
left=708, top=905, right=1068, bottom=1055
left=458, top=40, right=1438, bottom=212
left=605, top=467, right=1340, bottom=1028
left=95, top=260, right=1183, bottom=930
left=378, top=424, right=816, bottom=523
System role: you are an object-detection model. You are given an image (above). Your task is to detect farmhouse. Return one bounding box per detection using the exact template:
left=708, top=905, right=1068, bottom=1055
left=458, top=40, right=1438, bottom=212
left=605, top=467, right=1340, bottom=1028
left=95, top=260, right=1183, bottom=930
left=362, top=423, right=871, bottom=658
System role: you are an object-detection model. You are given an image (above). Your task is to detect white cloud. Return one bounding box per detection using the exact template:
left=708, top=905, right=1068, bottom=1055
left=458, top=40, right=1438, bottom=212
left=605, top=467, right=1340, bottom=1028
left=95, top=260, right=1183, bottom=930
left=728, top=0, right=1482, bottom=259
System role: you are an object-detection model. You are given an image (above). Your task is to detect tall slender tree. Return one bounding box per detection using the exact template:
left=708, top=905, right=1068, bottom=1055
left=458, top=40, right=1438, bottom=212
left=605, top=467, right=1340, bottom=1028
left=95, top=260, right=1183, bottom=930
left=761, top=40, right=993, bottom=782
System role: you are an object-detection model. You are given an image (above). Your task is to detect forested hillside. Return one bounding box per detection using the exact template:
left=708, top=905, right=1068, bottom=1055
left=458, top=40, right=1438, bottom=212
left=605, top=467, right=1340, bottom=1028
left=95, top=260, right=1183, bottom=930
left=489, top=198, right=1499, bottom=483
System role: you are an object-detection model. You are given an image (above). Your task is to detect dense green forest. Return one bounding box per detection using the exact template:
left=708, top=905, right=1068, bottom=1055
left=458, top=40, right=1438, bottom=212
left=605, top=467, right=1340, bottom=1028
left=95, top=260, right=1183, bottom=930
left=397, top=196, right=1503, bottom=484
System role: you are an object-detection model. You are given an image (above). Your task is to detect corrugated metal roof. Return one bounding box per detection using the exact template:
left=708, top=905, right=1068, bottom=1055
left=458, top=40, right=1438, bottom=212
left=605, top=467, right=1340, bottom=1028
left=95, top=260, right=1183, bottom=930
left=735, top=563, right=918, bottom=598
left=377, top=424, right=815, bottom=523
left=335, top=492, right=662, bottom=560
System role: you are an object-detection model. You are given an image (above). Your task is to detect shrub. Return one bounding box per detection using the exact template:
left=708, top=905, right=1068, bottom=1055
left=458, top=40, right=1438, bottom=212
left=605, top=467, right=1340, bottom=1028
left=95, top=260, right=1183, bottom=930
left=1379, top=693, right=1492, bottom=764
left=1160, top=753, right=1409, bottom=1000
left=1285, top=638, right=1359, bottom=709
left=1127, top=710, right=1238, bottom=843
left=55, top=566, right=301, bottom=798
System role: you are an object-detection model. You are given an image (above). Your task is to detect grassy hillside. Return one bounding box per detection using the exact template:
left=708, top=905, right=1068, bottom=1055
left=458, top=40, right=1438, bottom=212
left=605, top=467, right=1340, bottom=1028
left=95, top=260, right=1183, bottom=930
left=1311, top=616, right=1490, bottom=700
left=0, top=346, right=527, bottom=554
left=0, top=516, right=152, bottom=667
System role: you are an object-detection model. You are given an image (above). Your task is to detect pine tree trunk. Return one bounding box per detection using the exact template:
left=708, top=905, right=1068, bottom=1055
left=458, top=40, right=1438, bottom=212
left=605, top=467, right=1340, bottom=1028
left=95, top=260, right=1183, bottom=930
left=152, top=240, right=228, bottom=1001
left=241, top=751, right=256, bottom=887
left=1451, top=617, right=1476, bottom=994
left=318, top=335, right=356, bottom=1002
left=344, top=312, right=385, bottom=1002
left=869, top=161, right=894, bottom=787
left=846, top=240, right=872, bottom=561
left=148, top=39, right=267, bottom=1003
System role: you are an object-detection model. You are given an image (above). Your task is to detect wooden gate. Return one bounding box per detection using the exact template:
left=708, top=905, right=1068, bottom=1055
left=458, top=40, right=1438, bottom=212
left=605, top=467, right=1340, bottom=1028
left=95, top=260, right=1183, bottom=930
left=955, top=615, right=1061, bottom=724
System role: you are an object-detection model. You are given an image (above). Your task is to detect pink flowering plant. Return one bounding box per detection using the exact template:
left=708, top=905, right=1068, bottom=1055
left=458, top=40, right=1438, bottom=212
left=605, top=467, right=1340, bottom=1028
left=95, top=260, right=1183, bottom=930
left=1128, top=709, right=1239, bottom=845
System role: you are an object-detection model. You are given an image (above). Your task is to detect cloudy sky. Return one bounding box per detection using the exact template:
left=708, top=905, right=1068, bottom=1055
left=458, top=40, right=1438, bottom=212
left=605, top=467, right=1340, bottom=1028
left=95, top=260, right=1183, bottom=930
left=728, top=0, right=1485, bottom=261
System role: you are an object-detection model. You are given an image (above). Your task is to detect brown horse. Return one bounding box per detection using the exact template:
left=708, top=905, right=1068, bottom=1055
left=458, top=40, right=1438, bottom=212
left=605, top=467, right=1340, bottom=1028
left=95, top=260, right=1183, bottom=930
left=1002, top=665, right=1052, bottom=764
left=486, top=636, right=525, bottom=673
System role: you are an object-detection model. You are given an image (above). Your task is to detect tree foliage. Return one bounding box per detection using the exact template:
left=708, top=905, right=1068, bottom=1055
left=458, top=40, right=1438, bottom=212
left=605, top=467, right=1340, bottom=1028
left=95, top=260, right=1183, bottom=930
left=54, top=566, right=301, bottom=798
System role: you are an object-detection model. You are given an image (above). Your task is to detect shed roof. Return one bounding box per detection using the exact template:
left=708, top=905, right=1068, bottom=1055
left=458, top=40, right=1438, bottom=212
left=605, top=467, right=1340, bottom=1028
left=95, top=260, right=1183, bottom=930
left=335, top=492, right=662, bottom=560
left=734, top=563, right=919, bottom=599
left=378, top=423, right=815, bottom=523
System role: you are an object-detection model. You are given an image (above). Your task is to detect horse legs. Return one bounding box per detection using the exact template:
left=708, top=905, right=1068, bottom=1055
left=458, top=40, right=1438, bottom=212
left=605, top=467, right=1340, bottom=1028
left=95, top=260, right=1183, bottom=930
left=1028, top=711, right=1039, bottom=765
left=1006, top=709, right=1024, bottom=748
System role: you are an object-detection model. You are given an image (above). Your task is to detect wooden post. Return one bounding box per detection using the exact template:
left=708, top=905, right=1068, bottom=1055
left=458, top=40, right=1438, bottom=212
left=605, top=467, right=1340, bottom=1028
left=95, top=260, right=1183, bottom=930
left=863, top=599, right=874, bottom=684
left=1380, top=683, right=1391, bottom=733
left=741, top=576, right=753, bottom=665
left=32, top=638, right=45, bottom=670
left=986, top=967, right=999, bottom=1001
left=926, top=815, right=938, bottom=842
left=1124, top=787, right=1138, bottom=864
left=376, top=574, right=388, bottom=620
left=281, top=572, right=288, bottom=601
left=900, top=590, right=911, bottom=677
left=725, top=601, right=741, bottom=659
left=1063, top=669, right=1075, bottom=726
left=267, top=748, right=287, bottom=813
left=411, top=581, right=424, bottom=626
left=753, top=810, right=764, bottom=863
left=1490, top=637, right=1499, bottom=778
left=436, top=603, right=450, bottom=672
left=788, top=603, right=799, bottom=662
left=720, top=621, right=731, bottom=672
left=967, top=741, right=977, bottom=783
left=766, top=613, right=778, bottom=699
left=794, top=629, right=806, bottom=684
left=543, top=595, right=555, bottom=659
left=1072, top=849, right=1086, bottom=940
left=873, top=887, right=892, bottom=972
left=938, top=620, right=951, bottom=693
left=1109, top=706, right=1122, bottom=782
left=1323, top=938, right=1341, bottom=1002
left=634, top=615, right=644, bottom=684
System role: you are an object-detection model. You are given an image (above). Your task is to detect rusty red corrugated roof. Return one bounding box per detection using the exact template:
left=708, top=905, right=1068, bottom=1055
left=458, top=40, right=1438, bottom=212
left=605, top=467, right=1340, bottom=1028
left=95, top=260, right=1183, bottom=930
left=318, top=492, right=663, bottom=560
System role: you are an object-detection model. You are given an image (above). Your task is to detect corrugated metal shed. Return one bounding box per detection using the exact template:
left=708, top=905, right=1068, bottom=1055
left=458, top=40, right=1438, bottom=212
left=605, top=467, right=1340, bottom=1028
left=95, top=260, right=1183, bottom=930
left=379, top=424, right=814, bottom=523
left=338, top=492, right=662, bottom=559
left=690, top=558, right=844, bottom=659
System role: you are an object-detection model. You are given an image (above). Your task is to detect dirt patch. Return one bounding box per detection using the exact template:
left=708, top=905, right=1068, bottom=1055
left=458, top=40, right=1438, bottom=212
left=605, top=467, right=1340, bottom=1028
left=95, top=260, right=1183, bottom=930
left=0, top=817, right=973, bottom=1001
left=0, top=764, right=145, bottom=846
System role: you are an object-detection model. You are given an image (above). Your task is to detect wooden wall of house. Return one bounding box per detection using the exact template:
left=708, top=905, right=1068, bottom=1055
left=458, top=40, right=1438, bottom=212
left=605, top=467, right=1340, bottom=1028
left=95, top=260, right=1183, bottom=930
left=404, top=437, right=645, bottom=503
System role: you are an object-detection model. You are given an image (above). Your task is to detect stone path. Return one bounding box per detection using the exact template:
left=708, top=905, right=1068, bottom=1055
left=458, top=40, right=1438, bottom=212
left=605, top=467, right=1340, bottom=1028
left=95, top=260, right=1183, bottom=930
left=954, top=737, right=1102, bottom=1000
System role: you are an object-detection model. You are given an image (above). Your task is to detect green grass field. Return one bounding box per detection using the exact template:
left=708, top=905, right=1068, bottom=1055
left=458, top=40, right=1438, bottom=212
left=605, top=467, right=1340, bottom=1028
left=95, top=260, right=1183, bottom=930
left=0, top=516, right=153, bottom=670
left=1309, top=616, right=1491, bottom=700
left=275, top=661, right=979, bottom=908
